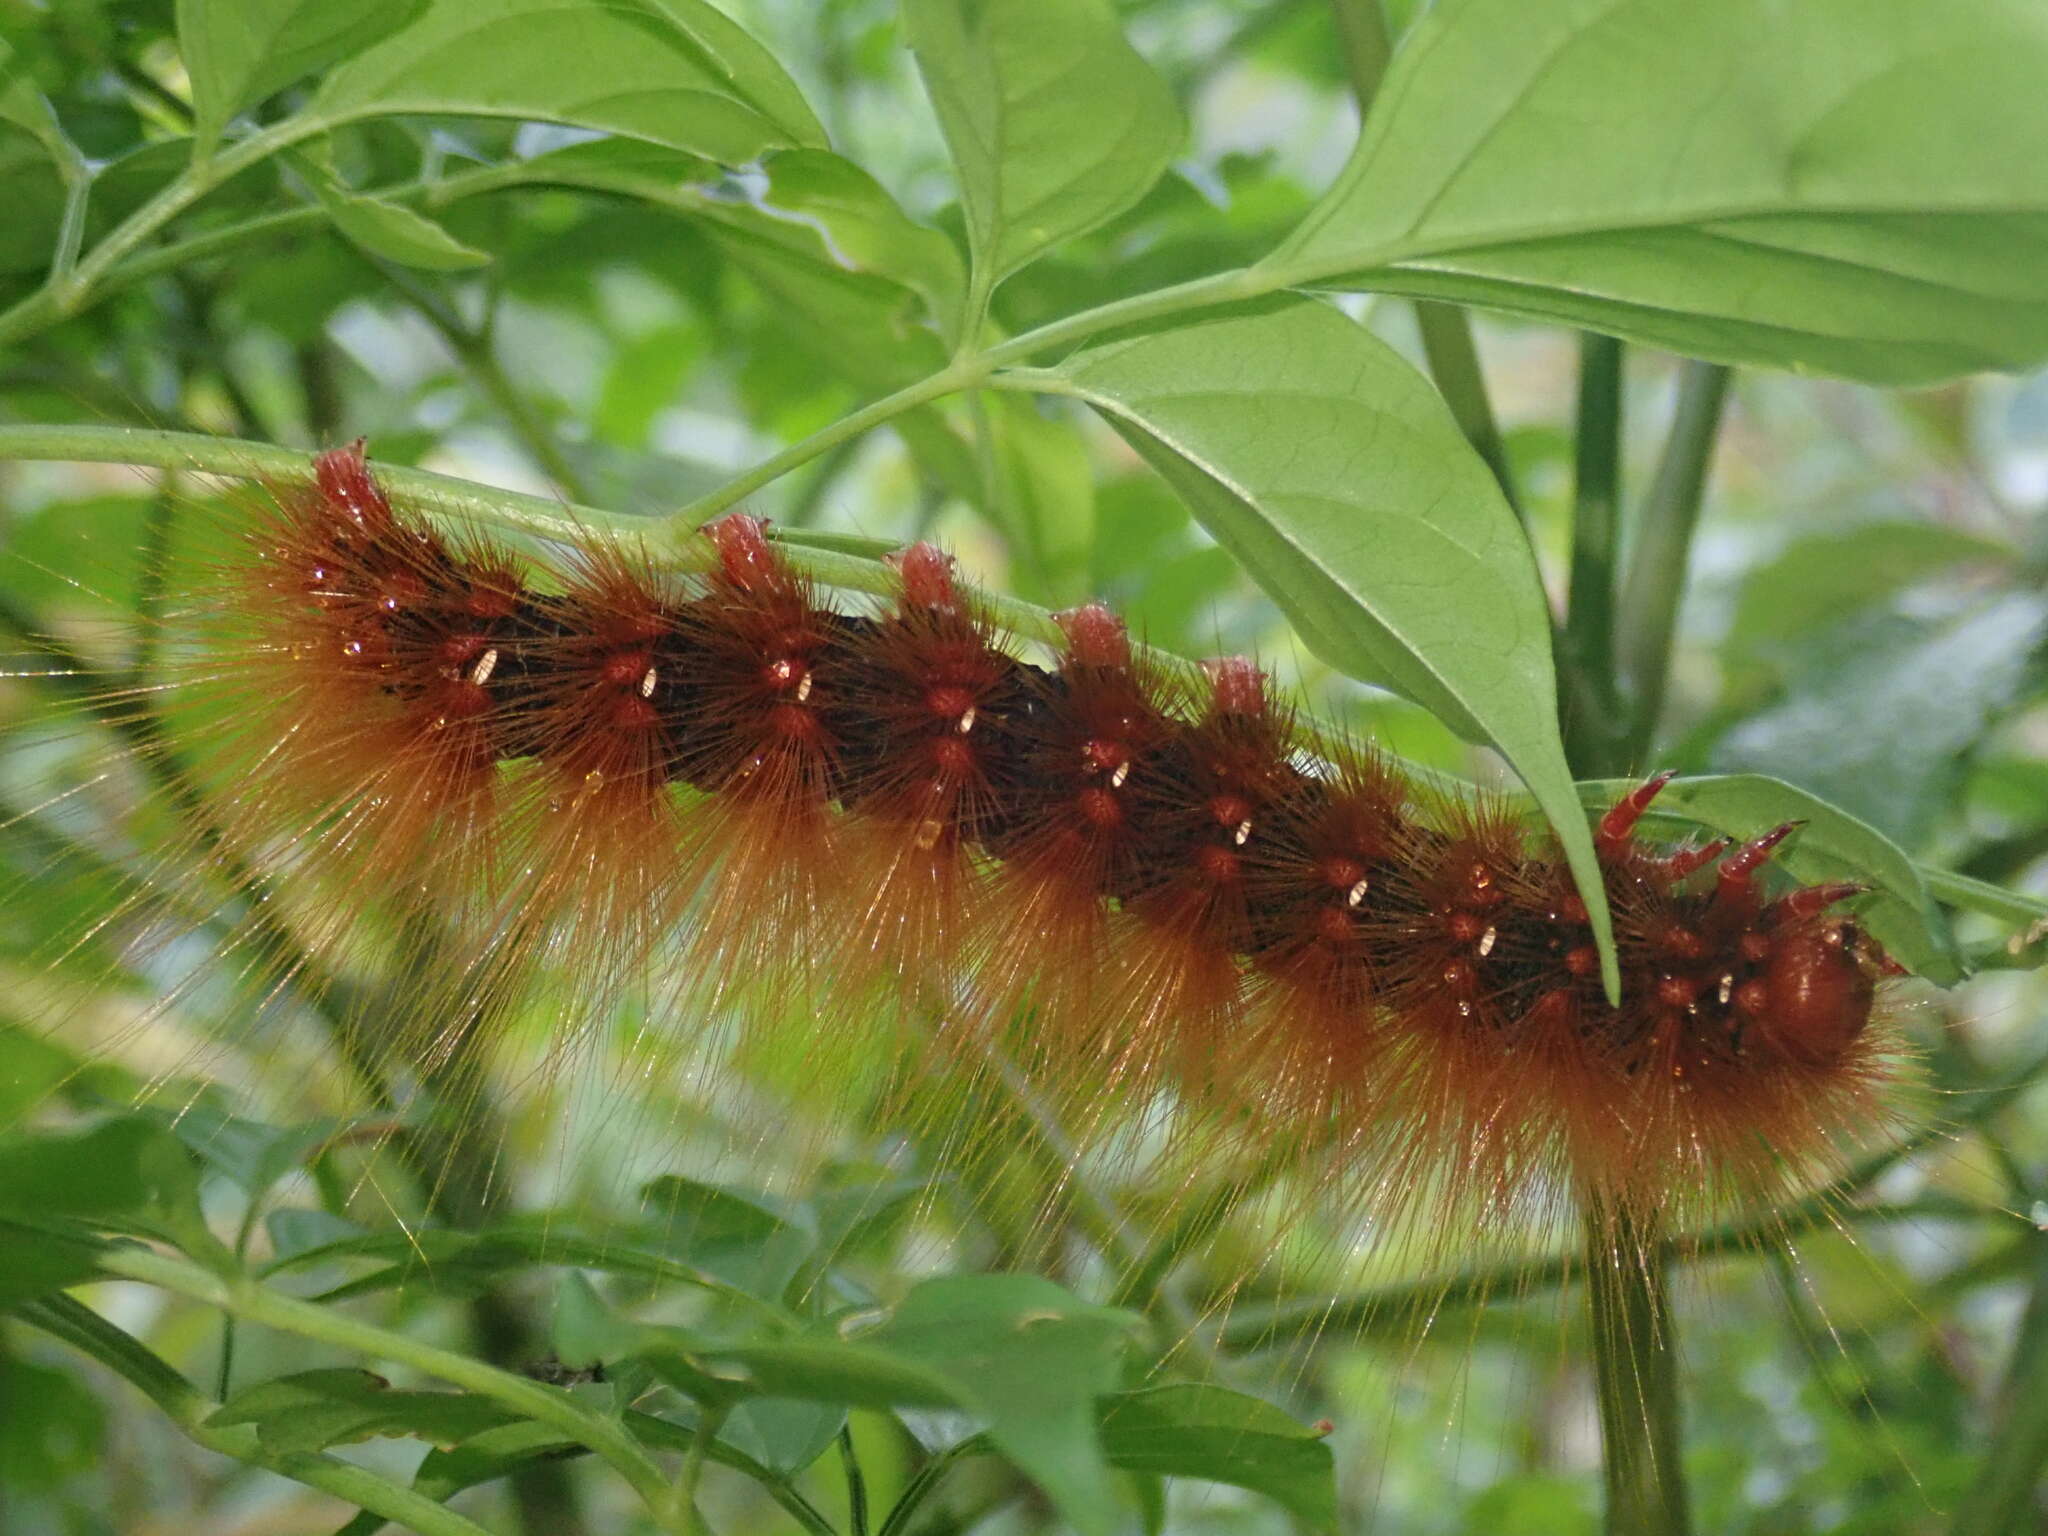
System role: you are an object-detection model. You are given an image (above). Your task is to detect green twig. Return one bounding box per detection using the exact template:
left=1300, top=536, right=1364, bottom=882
left=91, top=1245, right=687, bottom=1532
left=20, top=1294, right=504, bottom=1536
left=1614, top=361, right=1732, bottom=764
left=1950, top=1230, right=2048, bottom=1535
left=1217, top=1041, right=2048, bottom=1352
left=1584, top=1204, right=1690, bottom=1536
left=839, top=1424, right=871, bottom=1536
left=1562, top=333, right=1627, bottom=776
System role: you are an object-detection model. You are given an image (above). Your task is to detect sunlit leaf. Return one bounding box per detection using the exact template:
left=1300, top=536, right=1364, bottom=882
left=1039, top=295, right=1617, bottom=993
left=1267, top=0, right=2048, bottom=382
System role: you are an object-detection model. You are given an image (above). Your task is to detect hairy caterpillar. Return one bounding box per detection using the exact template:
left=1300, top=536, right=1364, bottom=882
left=17, top=439, right=1909, bottom=1266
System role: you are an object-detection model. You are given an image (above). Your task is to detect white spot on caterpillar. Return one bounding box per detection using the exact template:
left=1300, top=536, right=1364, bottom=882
left=639, top=667, right=658, bottom=698
left=468, top=648, right=498, bottom=687
left=795, top=670, right=813, bottom=703
left=1233, top=819, right=1252, bottom=846
left=1347, top=878, right=1369, bottom=908
left=956, top=705, right=976, bottom=734
left=1478, top=926, right=1497, bottom=957
left=913, top=818, right=943, bottom=851
left=1717, top=974, right=1734, bottom=1006
left=1110, top=761, right=1130, bottom=789
left=1456, top=1001, right=1473, bottom=1018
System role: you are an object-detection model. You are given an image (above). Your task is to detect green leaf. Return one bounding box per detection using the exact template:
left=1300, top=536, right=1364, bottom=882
left=208, top=1368, right=521, bottom=1455
left=1264, top=0, right=2048, bottom=383
left=0, top=123, right=66, bottom=276
left=1729, top=523, right=2014, bottom=656
left=0, top=1216, right=108, bottom=1309
left=1715, top=596, right=2048, bottom=851
left=1037, top=295, right=1618, bottom=996
left=720, top=1276, right=1141, bottom=1536
left=313, top=180, right=492, bottom=270
left=1572, top=773, right=1964, bottom=983
left=0, top=1117, right=221, bottom=1297
left=641, top=1176, right=816, bottom=1298
left=150, top=1100, right=345, bottom=1196
left=0, top=38, right=81, bottom=170
left=904, top=0, right=1181, bottom=304
left=1099, top=1384, right=1338, bottom=1530
left=175, top=0, right=426, bottom=145
left=310, top=0, right=826, bottom=164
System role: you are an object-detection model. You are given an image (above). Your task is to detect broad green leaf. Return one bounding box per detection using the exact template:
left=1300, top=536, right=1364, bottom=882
left=1716, top=595, right=2048, bottom=851
left=208, top=1368, right=520, bottom=1455
left=641, top=1176, right=816, bottom=1297
left=0, top=38, right=79, bottom=168
left=0, top=1216, right=107, bottom=1308
left=1572, top=774, right=1963, bottom=983
left=0, top=1117, right=219, bottom=1290
left=311, top=0, right=827, bottom=166
left=1729, top=523, right=2014, bottom=656
left=0, top=124, right=66, bottom=275
left=175, top=0, right=425, bottom=145
left=1264, top=0, right=2048, bottom=383
left=1099, top=1384, right=1338, bottom=1531
left=690, top=1276, right=1140, bottom=1536
left=313, top=181, right=492, bottom=270
left=1038, top=296, right=1618, bottom=995
left=903, top=0, right=1181, bottom=303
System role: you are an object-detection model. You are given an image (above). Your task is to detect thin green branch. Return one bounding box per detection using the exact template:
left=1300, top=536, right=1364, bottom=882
left=20, top=1294, right=505, bottom=1536
left=1615, top=361, right=1732, bottom=764
left=1218, top=1044, right=2048, bottom=1353
left=1584, top=1204, right=1690, bottom=1536
left=1412, top=300, right=1523, bottom=518
left=839, top=1424, right=871, bottom=1536
left=1950, top=1231, right=2048, bottom=1536
left=1562, top=333, right=1628, bottom=777
left=92, top=1245, right=686, bottom=1532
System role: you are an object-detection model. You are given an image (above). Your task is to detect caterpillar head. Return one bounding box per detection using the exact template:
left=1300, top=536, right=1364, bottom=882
left=1754, top=916, right=1893, bottom=1067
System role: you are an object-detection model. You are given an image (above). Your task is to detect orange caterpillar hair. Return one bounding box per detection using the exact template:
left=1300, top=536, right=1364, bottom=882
left=61, top=442, right=1910, bottom=1252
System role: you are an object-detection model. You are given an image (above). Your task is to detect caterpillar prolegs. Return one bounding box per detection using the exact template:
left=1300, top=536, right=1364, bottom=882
left=53, top=442, right=1909, bottom=1252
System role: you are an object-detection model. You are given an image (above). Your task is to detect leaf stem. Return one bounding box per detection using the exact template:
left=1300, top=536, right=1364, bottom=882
left=91, top=1245, right=688, bottom=1532
left=1614, top=360, right=1732, bottom=764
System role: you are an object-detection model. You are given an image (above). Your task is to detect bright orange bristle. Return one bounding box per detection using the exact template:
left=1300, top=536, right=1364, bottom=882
left=98, top=445, right=1909, bottom=1260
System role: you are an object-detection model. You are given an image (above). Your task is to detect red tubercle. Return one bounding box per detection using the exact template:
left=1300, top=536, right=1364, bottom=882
left=1056, top=603, right=1131, bottom=669
left=890, top=542, right=962, bottom=614
left=1597, top=770, right=1676, bottom=859
left=1715, top=820, right=1802, bottom=912
left=313, top=439, right=394, bottom=534
left=1203, top=655, right=1266, bottom=718
left=704, top=513, right=788, bottom=594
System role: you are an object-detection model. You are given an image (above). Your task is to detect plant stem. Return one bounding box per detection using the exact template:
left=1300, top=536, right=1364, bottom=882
left=1562, top=333, right=1627, bottom=775
left=1585, top=1204, right=1690, bottom=1536
left=1614, top=361, right=1731, bottom=765
left=20, top=1295, right=505, bottom=1536
left=838, top=1424, right=871, bottom=1536
left=1950, top=1229, right=2048, bottom=1536
left=92, top=1246, right=688, bottom=1532
left=1413, top=302, right=1523, bottom=517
